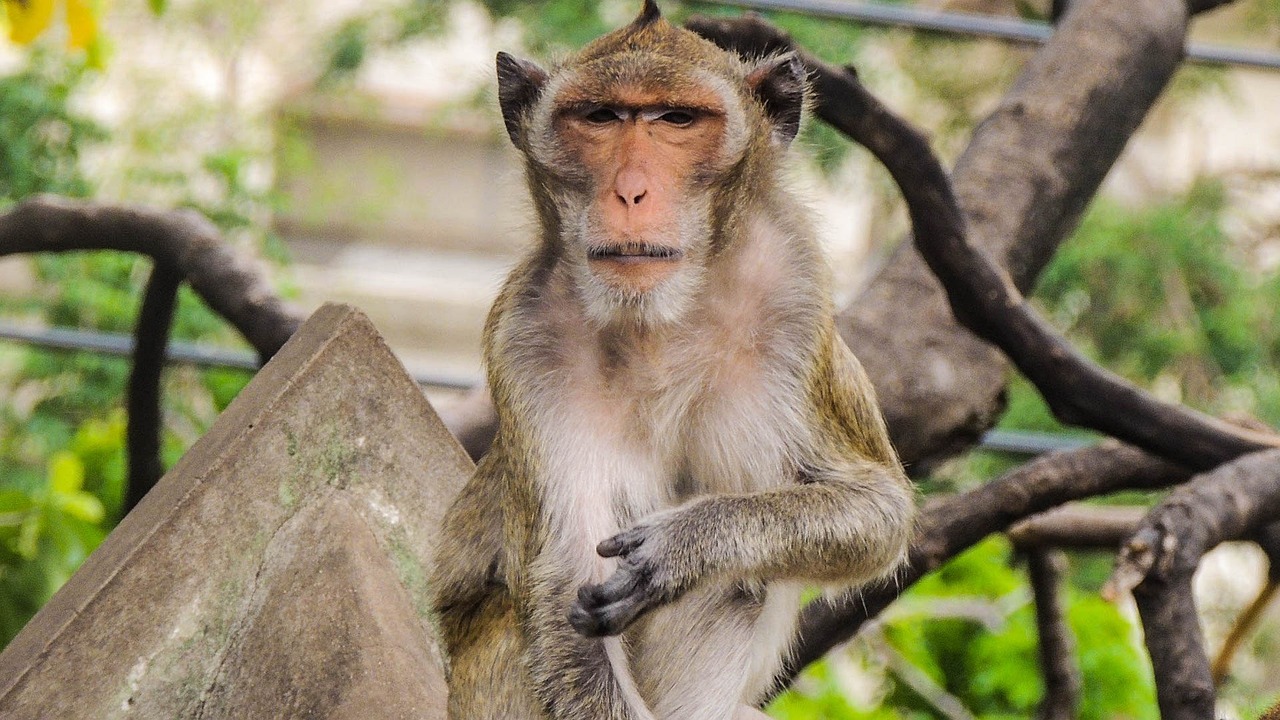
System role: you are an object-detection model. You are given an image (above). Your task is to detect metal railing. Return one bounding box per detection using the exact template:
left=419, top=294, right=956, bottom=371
left=0, top=322, right=478, bottom=391
left=706, top=0, right=1280, bottom=71
left=0, top=321, right=1090, bottom=456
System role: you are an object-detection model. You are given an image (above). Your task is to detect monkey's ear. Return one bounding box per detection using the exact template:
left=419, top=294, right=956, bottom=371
left=497, top=52, right=549, bottom=149
left=746, top=54, right=807, bottom=146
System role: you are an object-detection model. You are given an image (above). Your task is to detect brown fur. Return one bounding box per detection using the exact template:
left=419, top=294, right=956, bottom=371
left=430, top=5, right=914, bottom=719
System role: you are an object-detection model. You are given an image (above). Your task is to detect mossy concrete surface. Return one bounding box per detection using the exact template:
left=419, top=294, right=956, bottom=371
left=0, top=303, right=474, bottom=719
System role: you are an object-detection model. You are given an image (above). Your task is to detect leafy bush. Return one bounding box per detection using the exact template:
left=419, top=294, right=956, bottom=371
left=0, top=47, right=258, bottom=648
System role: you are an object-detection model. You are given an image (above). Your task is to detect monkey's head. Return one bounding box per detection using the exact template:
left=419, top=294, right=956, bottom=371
left=497, top=0, right=807, bottom=326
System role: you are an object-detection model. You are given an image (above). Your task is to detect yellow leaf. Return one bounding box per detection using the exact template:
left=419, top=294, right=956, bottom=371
left=65, top=0, right=96, bottom=50
left=48, top=450, right=86, bottom=494
left=57, top=492, right=105, bottom=524
left=3, top=0, right=55, bottom=44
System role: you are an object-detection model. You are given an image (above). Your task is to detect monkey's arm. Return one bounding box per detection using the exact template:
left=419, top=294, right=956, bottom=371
left=571, top=338, right=915, bottom=637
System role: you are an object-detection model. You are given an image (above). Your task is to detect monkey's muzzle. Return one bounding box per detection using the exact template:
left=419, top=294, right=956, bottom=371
left=587, top=244, right=684, bottom=264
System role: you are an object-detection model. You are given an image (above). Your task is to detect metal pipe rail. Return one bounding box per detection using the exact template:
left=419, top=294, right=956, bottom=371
left=0, top=321, right=1088, bottom=456
left=0, top=322, right=478, bottom=391
left=704, top=0, right=1280, bottom=71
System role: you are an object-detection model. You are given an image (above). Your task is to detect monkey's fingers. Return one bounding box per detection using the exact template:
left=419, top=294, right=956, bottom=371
left=597, top=528, right=647, bottom=558
left=568, top=567, right=657, bottom=637
left=568, top=591, right=651, bottom=637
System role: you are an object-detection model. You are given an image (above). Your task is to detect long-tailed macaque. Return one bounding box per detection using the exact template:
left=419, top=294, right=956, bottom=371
left=429, top=3, right=914, bottom=718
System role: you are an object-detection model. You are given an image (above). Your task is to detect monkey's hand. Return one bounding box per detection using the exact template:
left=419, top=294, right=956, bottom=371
left=567, top=520, right=694, bottom=637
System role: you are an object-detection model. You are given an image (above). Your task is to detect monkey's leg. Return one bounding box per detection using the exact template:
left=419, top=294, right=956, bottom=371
left=630, top=579, right=802, bottom=720
left=521, top=553, right=658, bottom=720
left=572, top=460, right=913, bottom=637
left=445, top=593, right=543, bottom=720
left=627, top=583, right=762, bottom=719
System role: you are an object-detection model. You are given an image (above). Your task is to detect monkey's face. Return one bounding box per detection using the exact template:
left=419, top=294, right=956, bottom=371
left=496, top=5, right=806, bottom=325
left=551, top=71, right=734, bottom=299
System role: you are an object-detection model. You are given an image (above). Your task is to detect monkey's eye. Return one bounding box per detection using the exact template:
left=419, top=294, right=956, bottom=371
left=658, top=110, right=695, bottom=127
left=584, top=108, right=622, bottom=124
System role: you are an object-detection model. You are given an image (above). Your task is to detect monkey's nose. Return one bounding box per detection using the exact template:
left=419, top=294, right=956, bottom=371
left=619, top=189, right=647, bottom=206
left=614, top=167, right=649, bottom=207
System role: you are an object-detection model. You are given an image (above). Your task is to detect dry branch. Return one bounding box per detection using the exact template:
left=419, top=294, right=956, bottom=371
left=1028, top=549, right=1081, bottom=720
left=776, top=442, right=1189, bottom=690
left=1106, top=449, right=1280, bottom=720
left=0, top=195, right=301, bottom=359
left=1008, top=505, right=1144, bottom=549
left=694, top=7, right=1280, bottom=473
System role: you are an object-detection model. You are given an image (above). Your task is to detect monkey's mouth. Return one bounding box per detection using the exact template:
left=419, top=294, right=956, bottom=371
left=587, top=244, right=684, bottom=265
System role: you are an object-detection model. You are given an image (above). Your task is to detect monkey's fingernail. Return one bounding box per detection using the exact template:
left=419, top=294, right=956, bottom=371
left=597, top=538, right=621, bottom=557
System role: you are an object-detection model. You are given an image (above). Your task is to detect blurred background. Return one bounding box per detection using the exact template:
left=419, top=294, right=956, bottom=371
left=2, top=0, right=1280, bottom=717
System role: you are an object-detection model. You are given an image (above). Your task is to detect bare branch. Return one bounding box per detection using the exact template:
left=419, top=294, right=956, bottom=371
left=691, top=0, right=1196, bottom=471
left=1027, top=549, right=1081, bottom=720
left=0, top=195, right=301, bottom=359
left=1106, top=449, right=1280, bottom=719
left=1008, top=505, right=1144, bottom=549
left=776, top=442, right=1189, bottom=692
left=125, top=261, right=181, bottom=513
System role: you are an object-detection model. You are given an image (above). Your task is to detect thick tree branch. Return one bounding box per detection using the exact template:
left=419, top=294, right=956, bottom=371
left=692, top=0, right=1197, bottom=471
left=694, top=6, right=1280, bottom=473
left=1027, top=549, right=1081, bottom=720
left=776, top=442, right=1189, bottom=691
left=0, top=195, right=301, bottom=359
left=125, top=261, right=181, bottom=513
left=1106, top=449, right=1280, bottom=720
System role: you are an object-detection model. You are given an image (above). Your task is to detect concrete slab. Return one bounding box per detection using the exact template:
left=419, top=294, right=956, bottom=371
left=0, top=303, right=473, bottom=719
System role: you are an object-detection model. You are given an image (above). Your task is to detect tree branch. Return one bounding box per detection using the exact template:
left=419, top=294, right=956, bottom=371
left=691, top=0, right=1198, bottom=471
left=1008, top=505, right=1144, bottom=549
left=125, top=261, right=181, bottom=513
left=0, top=195, right=301, bottom=359
left=1027, top=549, right=1081, bottom=720
left=1105, top=449, right=1280, bottom=719
left=776, top=442, right=1189, bottom=691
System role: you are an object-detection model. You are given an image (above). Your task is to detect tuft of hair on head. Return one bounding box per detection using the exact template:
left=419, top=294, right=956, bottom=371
left=637, top=0, right=662, bottom=26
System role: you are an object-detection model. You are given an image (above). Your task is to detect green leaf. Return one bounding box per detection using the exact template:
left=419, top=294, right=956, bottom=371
left=55, top=492, right=104, bottom=524
left=47, top=450, right=84, bottom=494
left=148, top=0, right=167, bottom=15
left=0, top=490, right=35, bottom=530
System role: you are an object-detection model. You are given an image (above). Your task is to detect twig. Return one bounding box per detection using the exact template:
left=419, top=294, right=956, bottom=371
left=1211, top=522, right=1280, bottom=684
left=1027, top=549, right=1081, bottom=720
left=1211, top=581, right=1277, bottom=685
left=125, top=261, right=182, bottom=513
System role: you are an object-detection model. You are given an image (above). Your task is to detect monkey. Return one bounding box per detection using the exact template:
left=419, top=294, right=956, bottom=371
left=428, top=2, right=915, bottom=718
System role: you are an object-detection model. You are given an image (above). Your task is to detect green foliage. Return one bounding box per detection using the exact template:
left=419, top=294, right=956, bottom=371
left=1034, top=179, right=1280, bottom=423
left=0, top=49, right=257, bottom=648
left=769, top=539, right=1156, bottom=719
left=0, top=47, right=104, bottom=203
